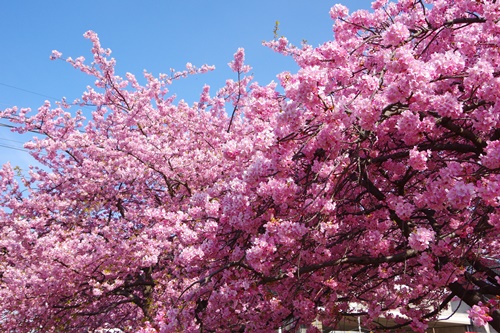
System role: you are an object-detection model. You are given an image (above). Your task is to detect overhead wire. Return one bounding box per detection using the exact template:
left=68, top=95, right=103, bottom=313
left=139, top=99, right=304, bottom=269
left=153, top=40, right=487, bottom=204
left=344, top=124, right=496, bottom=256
left=0, top=82, right=60, bottom=101
left=0, top=136, right=25, bottom=144
left=0, top=81, right=57, bottom=158
left=0, top=136, right=28, bottom=153
left=0, top=143, right=28, bottom=153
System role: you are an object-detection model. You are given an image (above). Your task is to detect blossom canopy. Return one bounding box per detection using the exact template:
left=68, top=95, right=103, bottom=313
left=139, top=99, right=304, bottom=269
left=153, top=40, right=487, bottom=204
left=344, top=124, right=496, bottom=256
left=1, top=0, right=500, bottom=332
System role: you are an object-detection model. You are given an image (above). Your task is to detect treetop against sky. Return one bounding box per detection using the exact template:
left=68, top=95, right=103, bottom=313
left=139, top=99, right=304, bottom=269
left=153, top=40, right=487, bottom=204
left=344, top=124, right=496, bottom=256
left=0, top=0, right=371, bottom=169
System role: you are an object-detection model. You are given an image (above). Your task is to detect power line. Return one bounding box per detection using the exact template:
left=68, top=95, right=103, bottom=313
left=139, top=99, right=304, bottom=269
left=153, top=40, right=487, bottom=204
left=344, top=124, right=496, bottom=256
left=0, top=82, right=59, bottom=101
left=0, top=123, right=41, bottom=156
left=0, top=82, right=90, bottom=159
left=0, top=136, right=28, bottom=153
left=0, top=122, right=43, bottom=135
left=0, top=143, right=28, bottom=153
left=0, top=137, right=26, bottom=144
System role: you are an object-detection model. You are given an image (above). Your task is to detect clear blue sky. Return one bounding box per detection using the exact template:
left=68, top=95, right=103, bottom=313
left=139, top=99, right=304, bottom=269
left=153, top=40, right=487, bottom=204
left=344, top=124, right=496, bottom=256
left=0, top=1, right=373, bottom=172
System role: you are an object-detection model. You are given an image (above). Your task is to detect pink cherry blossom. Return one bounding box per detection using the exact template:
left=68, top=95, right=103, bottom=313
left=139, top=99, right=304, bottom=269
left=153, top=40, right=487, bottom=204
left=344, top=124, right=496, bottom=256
left=329, top=4, right=349, bottom=19
left=481, top=140, right=500, bottom=169
left=49, top=50, right=62, bottom=60
left=382, top=22, right=410, bottom=46
left=468, top=303, right=493, bottom=327
left=408, top=147, right=430, bottom=171
left=228, top=47, right=251, bottom=73
left=408, top=227, right=435, bottom=251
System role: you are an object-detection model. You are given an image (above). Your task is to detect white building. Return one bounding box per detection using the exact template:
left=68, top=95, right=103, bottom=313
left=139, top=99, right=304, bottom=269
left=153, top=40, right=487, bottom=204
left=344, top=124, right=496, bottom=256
left=287, top=300, right=495, bottom=333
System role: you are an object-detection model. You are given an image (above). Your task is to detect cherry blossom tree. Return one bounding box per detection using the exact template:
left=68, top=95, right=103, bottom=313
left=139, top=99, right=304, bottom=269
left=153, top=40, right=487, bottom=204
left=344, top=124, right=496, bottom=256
left=2, top=0, right=500, bottom=332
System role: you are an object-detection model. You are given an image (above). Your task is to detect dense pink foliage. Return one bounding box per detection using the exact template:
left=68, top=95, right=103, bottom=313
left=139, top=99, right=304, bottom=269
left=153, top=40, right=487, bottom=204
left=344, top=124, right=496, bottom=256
left=2, top=1, right=500, bottom=332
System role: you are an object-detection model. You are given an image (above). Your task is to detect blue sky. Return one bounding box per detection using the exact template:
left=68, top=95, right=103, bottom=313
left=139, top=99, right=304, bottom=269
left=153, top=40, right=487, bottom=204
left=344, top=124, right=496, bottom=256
left=0, top=1, right=373, bottom=172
